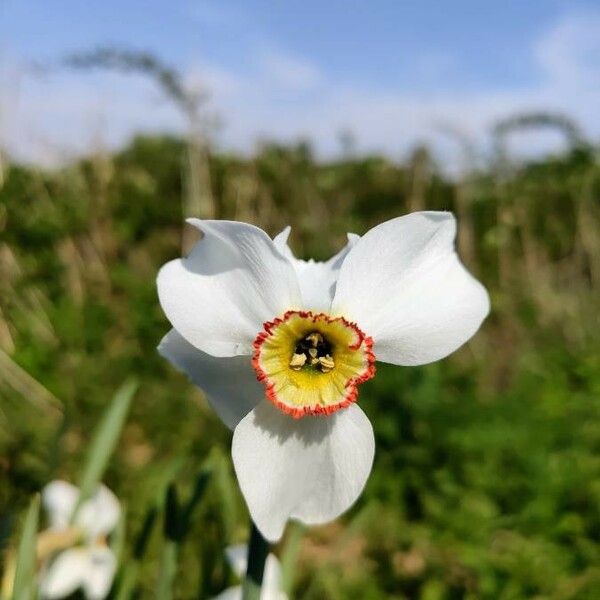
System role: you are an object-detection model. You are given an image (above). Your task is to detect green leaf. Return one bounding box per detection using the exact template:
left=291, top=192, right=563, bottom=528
left=156, top=540, right=178, bottom=600
left=163, top=483, right=180, bottom=541
left=133, top=506, right=159, bottom=560
left=280, top=522, right=304, bottom=594
left=156, top=467, right=212, bottom=598
left=178, top=468, right=211, bottom=542
left=212, top=449, right=238, bottom=538
left=114, top=564, right=139, bottom=600
left=110, top=505, right=127, bottom=564
left=113, top=507, right=156, bottom=600
left=113, top=457, right=187, bottom=600
left=153, top=484, right=180, bottom=600
left=74, top=378, right=138, bottom=517
left=12, top=494, right=40, bottom=600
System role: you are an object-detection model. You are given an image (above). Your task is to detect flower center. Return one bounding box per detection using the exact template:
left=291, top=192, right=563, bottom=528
left=289, top=331, right=335, bottom=373
left=252, top=311, right=376, bottom=418
left=36, top=527, right=84, bottom=561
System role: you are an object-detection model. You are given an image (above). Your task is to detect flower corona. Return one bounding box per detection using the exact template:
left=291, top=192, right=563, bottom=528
left=252, top=310, right=375, bottom=417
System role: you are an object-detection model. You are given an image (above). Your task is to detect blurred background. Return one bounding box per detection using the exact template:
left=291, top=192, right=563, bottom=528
left=1, top=1, right=599, bottom=598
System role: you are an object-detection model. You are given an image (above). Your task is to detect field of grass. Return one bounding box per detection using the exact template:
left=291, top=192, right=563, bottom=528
left=0, top=130, right=599, bottom=598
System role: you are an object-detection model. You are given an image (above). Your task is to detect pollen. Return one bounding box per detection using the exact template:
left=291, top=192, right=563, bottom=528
left=289, top=353, right=307, bottom=369
left=252, top=310, right=376, bottom=418
left=318, top=355, right=335, bottom=372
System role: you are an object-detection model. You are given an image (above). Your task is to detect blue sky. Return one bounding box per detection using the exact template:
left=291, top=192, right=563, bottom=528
left=2, top=0, right=600, bottom=164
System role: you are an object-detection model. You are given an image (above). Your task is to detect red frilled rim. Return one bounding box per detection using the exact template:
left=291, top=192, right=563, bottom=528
left=251, top=310, right=376, bottom=418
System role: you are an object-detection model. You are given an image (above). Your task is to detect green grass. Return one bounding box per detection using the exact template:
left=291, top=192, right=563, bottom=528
left=0, top=134, right=599, bottom=598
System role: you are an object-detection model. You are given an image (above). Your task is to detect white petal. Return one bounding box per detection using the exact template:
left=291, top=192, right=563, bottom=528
left=212, top=587, right=242, bottom=600
left=262, top=554, right=288, bottom=600
left=82, top=547, right=117, bottom=600
left=273, top=228, right=359, bottom=312
left=232, top=401, right=375, bottom=543
left=332, top=212, right=490, bottom=365
left=271, top=227, right=295, bottom=262
left=225, top=544, right=248, bottom=578
left=213, top=549, right=287, bottom=600
left=40, top=548, right=88, bottom=599
left=158, top=220, right=302, bottom=357
left=42, top=480, right=78, bottom=530
left=211, top=582, right=286, bottom=600
left=158, top=330, right=262, bottom=430
left=77, top=485, right=120, bottom=540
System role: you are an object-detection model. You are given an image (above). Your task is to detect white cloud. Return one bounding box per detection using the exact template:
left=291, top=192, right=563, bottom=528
left=201, top=9, right=600, bottom=163
left=186, top=1, right=245, bottom=27
left=534, top=10, right=600, bottom=88
left=2, top=9, right=600, bottom=166
left=185, top=61, right=242, bottom=98
left=255, top=48, right=323, bottom=91
left=0, top=57, right=186, bottom=165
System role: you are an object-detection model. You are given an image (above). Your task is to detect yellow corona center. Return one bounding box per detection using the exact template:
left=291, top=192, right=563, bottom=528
left=252, top=311, right=376, bottom=418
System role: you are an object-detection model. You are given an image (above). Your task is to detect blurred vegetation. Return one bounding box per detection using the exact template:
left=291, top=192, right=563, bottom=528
left=0, top=118, right=599, bottom=599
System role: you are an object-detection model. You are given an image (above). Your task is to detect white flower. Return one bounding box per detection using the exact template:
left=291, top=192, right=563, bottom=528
left=158, top=212, right=489, bottom=541
left=39, top=480, right=120, bottom=600
left=212, top=544, right=287, bottom=600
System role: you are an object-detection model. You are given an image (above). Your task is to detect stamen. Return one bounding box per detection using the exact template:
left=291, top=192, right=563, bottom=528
left=36, top=527, right=83, bottom=560
left=290, top=331, right=335, bottom=373
left=318, top=355, right=335, bottom=372
left=289, top=353, right=307, bottom=370
left=306, top=332, right=323, bottom=347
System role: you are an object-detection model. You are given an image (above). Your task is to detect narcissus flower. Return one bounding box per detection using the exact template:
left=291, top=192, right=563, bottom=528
left=158, top=212, right=489, bottom=541
left=38, top=481, right=120, bottom=600
left=212, top=544, right=287, bottom=600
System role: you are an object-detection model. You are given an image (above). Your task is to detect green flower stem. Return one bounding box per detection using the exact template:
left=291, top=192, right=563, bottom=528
left=242, top=522, right=270, bottom=600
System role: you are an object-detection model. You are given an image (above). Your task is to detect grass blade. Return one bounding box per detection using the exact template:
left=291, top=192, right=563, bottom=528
left=110, top=505, right=127, bottom=563
left=113, top=457, right=186, bottom=600
left=156, top=468, right=212, bottom=599
left=280, top=522, right=304, bottom=595
left=114, top=565, right=139, bottom=600
left=74, top=378, right=138, bottom=515
left=156, top=482, right=180, bottom=598
left=179, top=468, right=211, bottom=542
left=156, top=541, right=178, bottom=600
left=11, top=494, right=40, bottom=600
left=113, top=506, right=157, bottom=600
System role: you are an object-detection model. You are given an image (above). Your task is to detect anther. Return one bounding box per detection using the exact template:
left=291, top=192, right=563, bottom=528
left=319, top=355, right=335, bottom=372
left=289, top=353, right=307, bottom=370
left=306, top=332, right=323, bottom=347
left=291, top=331, right=335, bottom=373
